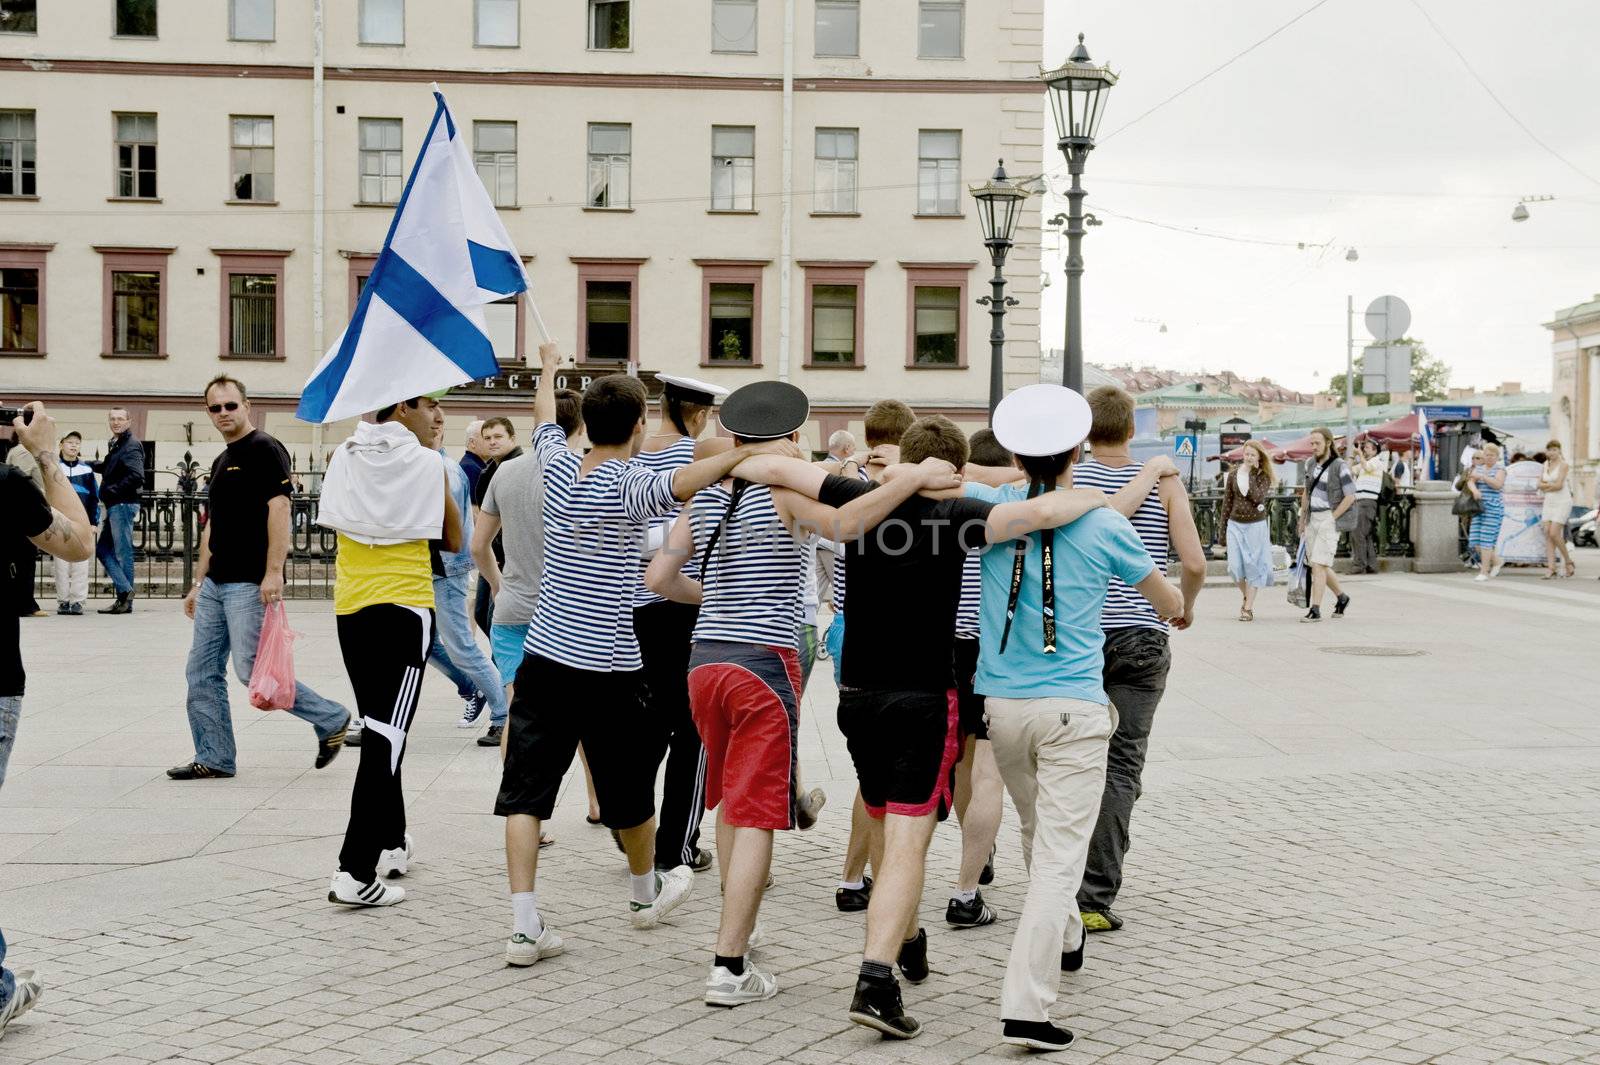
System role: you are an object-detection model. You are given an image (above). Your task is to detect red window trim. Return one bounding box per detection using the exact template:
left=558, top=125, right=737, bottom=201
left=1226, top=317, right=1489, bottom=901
left=571, top=256, right=646, bottom=369
left=799, top=259, right=873, bottom=370
left=900, top=260, right=976, bottom=370
left=213, top=248, right=291, bottom=361
left=0, top=242, right=53, bottom=358
left=694, top=257, right=769, bottom=368
left=94, top=244, right=174, bottom=359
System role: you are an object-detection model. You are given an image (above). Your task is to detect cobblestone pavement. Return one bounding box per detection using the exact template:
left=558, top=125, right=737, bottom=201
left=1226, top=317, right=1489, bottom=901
left=3, top=557, right=1598, bottom=1064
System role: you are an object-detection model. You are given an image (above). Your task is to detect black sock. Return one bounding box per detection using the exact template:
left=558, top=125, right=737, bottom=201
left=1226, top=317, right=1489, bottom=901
left=715, top=954, right=745, bottom=976
left=859, top=960, right=894, bottom=983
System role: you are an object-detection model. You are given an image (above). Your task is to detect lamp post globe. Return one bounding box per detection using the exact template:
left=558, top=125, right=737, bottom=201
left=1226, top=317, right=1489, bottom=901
left=969, top=160, right=1030, bottom=416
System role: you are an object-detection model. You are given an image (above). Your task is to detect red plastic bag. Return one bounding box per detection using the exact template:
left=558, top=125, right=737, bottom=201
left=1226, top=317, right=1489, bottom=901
left=249, top=601, right=299, bottom=711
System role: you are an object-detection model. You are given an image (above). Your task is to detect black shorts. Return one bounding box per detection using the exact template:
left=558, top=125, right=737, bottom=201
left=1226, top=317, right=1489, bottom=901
left=954, top=636, right=986, bottom=741
left=494, top=653, right=657, bottom=829
left=837, top=688, right=962, bottom=821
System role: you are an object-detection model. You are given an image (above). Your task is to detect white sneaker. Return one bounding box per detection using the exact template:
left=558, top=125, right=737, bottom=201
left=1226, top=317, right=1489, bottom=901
left=505, top=926, right=565, bottom=967
left=1473, top=573, right=1488, bottom=582
left=630, top=865, right=693, bottom=929
left=376, top=833, right=415, bottom=879
left=329, top=871, right=405, bottom=907
left=705, top=959, right=778, bottom=1007
left=0, top=969, right=43, bottom=1034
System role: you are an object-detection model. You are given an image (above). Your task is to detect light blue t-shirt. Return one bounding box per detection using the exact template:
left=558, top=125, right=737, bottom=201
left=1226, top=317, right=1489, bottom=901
left=965, top=483, right=1156, bottom=704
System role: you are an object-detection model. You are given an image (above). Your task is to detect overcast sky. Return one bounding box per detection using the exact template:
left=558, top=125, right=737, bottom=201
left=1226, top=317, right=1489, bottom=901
left=1038, top=0, right=1600, bottom=395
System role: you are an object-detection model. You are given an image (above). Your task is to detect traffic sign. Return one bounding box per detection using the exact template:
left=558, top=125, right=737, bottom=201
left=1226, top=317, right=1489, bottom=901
left=1365, top=295, right=1411, bottom=342
left=1174, top=433, right=1196, bottom=458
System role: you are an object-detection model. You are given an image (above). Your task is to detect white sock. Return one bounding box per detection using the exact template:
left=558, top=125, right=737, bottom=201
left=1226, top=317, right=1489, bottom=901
left=839, top=878, right=866, bottom=892
left=631, top=870, right=660, bottom=905
left=951, top=888, right=978, bottom=904
left=512, top=892, right=542, bottom=938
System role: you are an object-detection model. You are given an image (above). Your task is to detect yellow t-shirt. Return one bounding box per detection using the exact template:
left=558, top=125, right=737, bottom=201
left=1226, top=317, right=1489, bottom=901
left=333, top=534, right=434, bottom=615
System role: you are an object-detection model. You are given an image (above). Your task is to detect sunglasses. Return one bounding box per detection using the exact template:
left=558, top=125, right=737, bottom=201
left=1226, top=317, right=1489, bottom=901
left=208, top=401, right=241, bottom=414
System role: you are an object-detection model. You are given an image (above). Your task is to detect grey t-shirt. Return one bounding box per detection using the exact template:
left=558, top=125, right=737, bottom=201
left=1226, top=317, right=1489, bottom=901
left=1303, top=456, right=1353, bottom=513
left=480, top=451, right=545, bottom=627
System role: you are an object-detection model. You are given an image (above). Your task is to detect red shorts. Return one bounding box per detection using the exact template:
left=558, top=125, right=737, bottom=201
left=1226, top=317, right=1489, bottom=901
left=686, top=640, right=802, bottom=830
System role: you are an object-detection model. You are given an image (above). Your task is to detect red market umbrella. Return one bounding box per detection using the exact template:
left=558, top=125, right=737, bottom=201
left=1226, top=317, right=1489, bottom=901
left=1211, top=434, right=1318, bottom=462
left=1363, top=412, right=1422, bottom=447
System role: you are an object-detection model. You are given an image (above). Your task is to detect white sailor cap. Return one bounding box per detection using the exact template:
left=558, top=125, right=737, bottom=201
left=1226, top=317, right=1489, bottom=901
left=992, top=384, right=1092, bottom=458
left=656, top=374, right=730, bottom=405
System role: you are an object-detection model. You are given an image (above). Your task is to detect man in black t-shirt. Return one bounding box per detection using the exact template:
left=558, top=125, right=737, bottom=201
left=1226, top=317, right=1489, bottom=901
left=169, top=376, right=351, bottom=782
left=469, top=417, right=521, bottom=638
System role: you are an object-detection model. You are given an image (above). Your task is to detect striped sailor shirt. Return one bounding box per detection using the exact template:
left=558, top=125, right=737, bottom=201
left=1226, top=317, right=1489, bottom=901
left=955, top=552, right=982, bottom=639
left=1073, top=459, right=1170, bottom=632
left=685, top=481, right=805, bottom=650
left=631, top=436, right=699, bottom=608
left=524, top=422, right=680, bottom=672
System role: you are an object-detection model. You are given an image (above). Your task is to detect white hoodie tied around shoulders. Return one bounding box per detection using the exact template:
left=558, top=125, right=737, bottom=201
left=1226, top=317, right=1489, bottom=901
left=316, top=421, right=445, bottom=545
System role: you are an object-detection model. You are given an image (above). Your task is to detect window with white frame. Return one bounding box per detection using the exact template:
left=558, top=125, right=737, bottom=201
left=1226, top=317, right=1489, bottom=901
left=917, top=0, right=962, bottom=58
left=230, top=0, right=273, bottom=40
left=587, top=123, right=631, bottom=208
left=475, top=0, right=517, bottom=46
left=114, top=112, right=158, bottom=199
left=708, top=282, right=755, bottom=364
left=0, top=0, right=38, bottom=34
left=0, top=109, right=36, bottom=197
left=115, top=0, right=156, bottom=37
left=358, top=118, right=402, bottom=204
left=711, top=126, right=754, bottom=211
left=230, top=115, right=274, bottom=201
left=111, top=270, right=160, bottom=354
left=588, top=0, right=628, bottom=49
left=359, top=0, right=403, bottom=44
left=912, top=285, right=960, bottom=366
left=474, top=121, right=517, bottom=207
left=917, top=129, right=960, bottom=215
left=712, top=0, right=756, bottom=53
left=813, top=128, right=857, bottom=213
left=814, top=0, right=857, bottom=57
left=811, top=283, right=858, bottom=365
left=585, top=280, right=631, bottom=361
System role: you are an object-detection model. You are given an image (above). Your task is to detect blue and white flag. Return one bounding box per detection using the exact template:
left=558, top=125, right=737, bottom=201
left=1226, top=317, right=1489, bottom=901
left=298, top=86, right=533, bottom=424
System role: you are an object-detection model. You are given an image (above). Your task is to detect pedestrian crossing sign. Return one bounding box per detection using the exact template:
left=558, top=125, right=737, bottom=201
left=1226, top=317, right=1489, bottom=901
left=1174, top=433, right=1196, bottom=457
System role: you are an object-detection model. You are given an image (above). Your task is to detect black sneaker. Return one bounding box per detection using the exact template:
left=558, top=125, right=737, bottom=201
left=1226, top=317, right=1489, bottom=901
left=836, top=875, right=872, bottom=912
left=897, top=928, right=929, bottom=984
left=848, top=976, right=921, bottom=1039
left=979, top=846, right=995, bottom=886
left=1080, top=908, right=1123, bottom=933
left=1061, top=926, right=1086, bottom=972
left=1301, top=606, right=1322, bottom=623
left=1003, top=1018, right=1074, bottom=1052
left=945, top=891, right=997, bottom=929
left=688, top=848, right=714, bottom=873
left=166, top=762, right=234, bottom=780
left=315, top=717, right=351, bottom=769
left=476, top=723, right=504, bottom=748
left=1333, top=593, right=1350, bottom=618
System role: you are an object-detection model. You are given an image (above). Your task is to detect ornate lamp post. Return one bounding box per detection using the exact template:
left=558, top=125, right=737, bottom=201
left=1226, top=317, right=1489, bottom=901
left=1042, top=33, right=1117, bottom=393
left=969, top=160, right=1029, bottom=416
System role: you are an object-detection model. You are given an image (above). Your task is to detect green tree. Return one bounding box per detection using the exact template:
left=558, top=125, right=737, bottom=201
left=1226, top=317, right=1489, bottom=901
left=1325, top=338, right=1449, bottom=405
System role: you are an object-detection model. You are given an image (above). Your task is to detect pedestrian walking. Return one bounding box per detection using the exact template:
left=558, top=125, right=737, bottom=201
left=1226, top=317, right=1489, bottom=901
left=469, top=416, right=519, bottom=640
left=1349, top=439, right=1384, bottom=573
left=316, top=392, right=462, bottom=907
left=52, top=432, right=97, bottom=615
left=1298, top=427, right=1355, bottom=622
left=93, top=407, right=143, bottom=614
left=1221, top=440, right=1276, bottom=620
left=169, top=377, right=353, bottom=781
left=1539, top=441, right=1576, bottom=579
left=1468, top=442, right=1507, bottom=582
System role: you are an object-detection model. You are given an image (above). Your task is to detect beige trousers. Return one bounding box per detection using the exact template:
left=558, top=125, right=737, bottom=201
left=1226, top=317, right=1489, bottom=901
left=985, top=695, right=1116, bottom=1022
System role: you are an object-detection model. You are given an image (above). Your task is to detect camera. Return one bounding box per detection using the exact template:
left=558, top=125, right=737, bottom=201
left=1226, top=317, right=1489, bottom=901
left=0, top=405, right=36, bottom=426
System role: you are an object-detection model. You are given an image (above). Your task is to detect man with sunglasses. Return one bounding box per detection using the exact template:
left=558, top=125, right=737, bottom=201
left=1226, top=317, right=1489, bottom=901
left=169, top=375, right=351, bottom=781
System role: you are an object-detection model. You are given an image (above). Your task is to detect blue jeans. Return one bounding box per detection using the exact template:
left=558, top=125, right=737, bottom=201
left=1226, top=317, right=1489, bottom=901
left=0, top=696, right=18, bottom=1011
left=184, top=579, right=350, bottom=774
left=95, top=501, right=139, bottom=595
left=428, top=573, right=507, bottom=725
left=0, top=925, right=12, bottom=1012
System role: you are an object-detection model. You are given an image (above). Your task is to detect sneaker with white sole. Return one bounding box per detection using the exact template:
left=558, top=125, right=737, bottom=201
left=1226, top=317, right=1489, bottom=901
left=375, top=833, right=414, bottom=879
left=705, top=959, right=778, bottom=1007
left=630, top=865, right=693, bottom=929
left=457, top=691, right=489, bottom=728
left=328, top=871, right=405, bottom=907
left=0, top=970, right=44, bottom=1036
left=505, top=926, right=565, bottom=967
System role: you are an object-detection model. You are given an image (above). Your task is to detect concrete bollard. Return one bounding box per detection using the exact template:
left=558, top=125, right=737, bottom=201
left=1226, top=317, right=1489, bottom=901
left=1411, top=480, right=1464, bottom=573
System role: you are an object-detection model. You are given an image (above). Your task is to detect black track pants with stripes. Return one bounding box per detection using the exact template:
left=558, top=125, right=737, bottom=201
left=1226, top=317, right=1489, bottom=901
left=635, top=601, right=707, bottom=869
left=336, top=604, right=433, bottom=884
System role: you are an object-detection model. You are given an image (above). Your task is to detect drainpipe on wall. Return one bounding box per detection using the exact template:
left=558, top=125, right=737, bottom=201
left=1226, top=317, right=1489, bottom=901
left=309, top=0, right=327, bottom=483
left=778, top=0, right=795, bottom=383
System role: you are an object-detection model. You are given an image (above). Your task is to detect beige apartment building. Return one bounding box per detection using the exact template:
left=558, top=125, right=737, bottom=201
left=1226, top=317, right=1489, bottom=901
left=0, top=0, right=1044, bottom=473
left=1546, top=291, right=1600, bottom=504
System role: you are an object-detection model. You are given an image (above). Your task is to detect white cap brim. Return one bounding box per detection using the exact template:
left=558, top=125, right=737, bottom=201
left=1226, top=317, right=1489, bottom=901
left=657, top=374, right=730, bottom=402
left=992, top=384, right=1092, bottom=458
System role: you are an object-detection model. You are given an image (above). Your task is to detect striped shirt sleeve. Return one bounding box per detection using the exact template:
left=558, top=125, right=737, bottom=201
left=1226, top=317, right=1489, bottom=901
left=618, top=463, right=681, bottom=524
left=530, top=421, right=567, bottom=465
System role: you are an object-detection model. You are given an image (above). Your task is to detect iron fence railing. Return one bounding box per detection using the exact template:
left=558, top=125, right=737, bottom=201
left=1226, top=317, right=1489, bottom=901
left=1187, top=489, right=1416, bottom=561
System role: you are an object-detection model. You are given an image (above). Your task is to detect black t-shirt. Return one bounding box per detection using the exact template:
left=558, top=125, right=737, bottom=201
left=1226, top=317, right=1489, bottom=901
left=204, top=430, right=294, bottom=586
left=3, top=465, right=53, bottom=697
left=818, top=475, right=994, bottom=693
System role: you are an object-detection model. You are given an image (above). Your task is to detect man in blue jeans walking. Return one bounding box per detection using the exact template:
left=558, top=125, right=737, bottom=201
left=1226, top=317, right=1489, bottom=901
left=168, top=376, right=351, bottom=781
left=94, top=406, right=144, bottom=614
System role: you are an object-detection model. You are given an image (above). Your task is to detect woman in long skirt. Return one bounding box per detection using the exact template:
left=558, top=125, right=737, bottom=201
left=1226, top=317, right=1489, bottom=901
left=1468, top=443, right=1507, bottom=581
left=1221, top=441, right=1276, bottom=621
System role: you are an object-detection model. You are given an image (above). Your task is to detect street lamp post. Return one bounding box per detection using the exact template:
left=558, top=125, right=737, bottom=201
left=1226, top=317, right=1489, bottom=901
left=1042, top=33, right=1117, bottom=395
left=969, top=160, right=1028, bottom=416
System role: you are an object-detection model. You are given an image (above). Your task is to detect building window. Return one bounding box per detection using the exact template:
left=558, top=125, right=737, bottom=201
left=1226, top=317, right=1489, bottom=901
left=588, top=0, right=628, bottom=49
left=917, top=0, right=962, bottom=58
left=814, top=0, right=857, bottom=57
left=901, top=265, right=970, bottom=368
left=572, top=257, right=644, bottom=365
left=115, top=0, right=156, bottom=37
left=229, top=274, right=276, bottom=357
left=484, top=296, right=520, bottom=363
left=473, top=121, right=517, bottom=207
left=813, top=128, right=857, bottom=214
left=712, top=0, right=757, bottom=53
left=802, top=261, right=869, bottom=368
left=710, top=126, right=754, bottom=211
left=359, top=0, right=403, bottom=44
left=475, top=0, right=517, bottom=46
left=0, top=110, right=36, bottom=197
left=0, top=1, right=38, bottom=34
left=917, top=129, right=960, bottom=216
left=586, top=123, right=630, bottom=209
left=114, top=112, right=158, bottom=199
left=97, top=247, right=170, bottom=358
left=230, top=0, right=273, bottom=40
left=346, top=252, right=377, bottom=315
left=696, top=259, right=766, bottom=366
left=359, top=118, right=402, bottom=205
left=0, top=246, right=45, bottom=356
left=229, top=115, right=274, bottom=202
